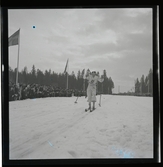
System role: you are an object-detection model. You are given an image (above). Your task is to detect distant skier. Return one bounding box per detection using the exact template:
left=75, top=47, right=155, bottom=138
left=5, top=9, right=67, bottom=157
left=85, top=70, right=104, bottom=112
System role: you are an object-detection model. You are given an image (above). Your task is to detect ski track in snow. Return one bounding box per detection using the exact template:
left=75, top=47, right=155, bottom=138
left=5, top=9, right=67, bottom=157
left=9, top=95, right=153, bottom=159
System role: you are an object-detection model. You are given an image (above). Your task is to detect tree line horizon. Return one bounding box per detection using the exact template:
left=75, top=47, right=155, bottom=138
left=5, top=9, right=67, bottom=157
left=9, top=65, right=153, bottom=95
left=9, top=65, right=115, bottom=94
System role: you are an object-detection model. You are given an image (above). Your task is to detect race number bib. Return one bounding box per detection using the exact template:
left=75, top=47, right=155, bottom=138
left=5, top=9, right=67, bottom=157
left=91, top=80, right=94, bottom=84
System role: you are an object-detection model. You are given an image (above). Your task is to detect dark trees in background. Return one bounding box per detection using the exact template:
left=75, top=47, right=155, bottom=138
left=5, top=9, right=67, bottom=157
left=135, top=68, right=153, bottom=96
left=135, top=78, right=140, bottom=94
left=9, top=66, right=115, bottom=94
left=97, top=70, right=114, bottom=94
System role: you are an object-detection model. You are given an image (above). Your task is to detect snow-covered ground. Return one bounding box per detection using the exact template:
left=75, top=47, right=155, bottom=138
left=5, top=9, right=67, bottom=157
left=9, top=95, right=153, bottom=159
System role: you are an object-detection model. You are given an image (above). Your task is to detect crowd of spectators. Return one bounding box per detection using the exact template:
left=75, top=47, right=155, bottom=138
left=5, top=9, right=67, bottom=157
left=9, top=82, right=85, bottom=101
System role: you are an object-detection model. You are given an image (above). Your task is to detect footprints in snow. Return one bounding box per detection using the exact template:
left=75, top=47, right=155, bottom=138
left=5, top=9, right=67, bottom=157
left=68, top=150, right=78, bottom=158
left=99, top=129, right=107, bottom=132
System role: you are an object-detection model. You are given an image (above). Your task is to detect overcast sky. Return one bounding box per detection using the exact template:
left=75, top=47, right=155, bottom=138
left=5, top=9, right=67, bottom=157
left=8, top=8, right=152, bottom=93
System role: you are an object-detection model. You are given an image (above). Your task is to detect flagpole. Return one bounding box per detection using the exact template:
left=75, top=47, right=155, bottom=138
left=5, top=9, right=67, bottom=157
left=66, top=59, right=69, bottom=89
left=67, top=72, right=68, bottom=89
left=16, top=28, right=20, bottom=86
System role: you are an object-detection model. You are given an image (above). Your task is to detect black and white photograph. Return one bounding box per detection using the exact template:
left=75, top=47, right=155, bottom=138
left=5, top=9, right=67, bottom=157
left=7, top=7, right=155, bottom=160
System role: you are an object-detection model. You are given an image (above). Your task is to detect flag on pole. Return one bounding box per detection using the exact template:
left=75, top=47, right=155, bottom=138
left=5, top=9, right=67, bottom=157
left=8, top=29, right=20, bottom=46
left=64, top=59, right=69, bottom=74
left=8, top=29, right=21, bottom=86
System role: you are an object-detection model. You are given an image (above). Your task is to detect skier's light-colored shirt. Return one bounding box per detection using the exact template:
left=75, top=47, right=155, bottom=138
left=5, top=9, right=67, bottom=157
left=86, top=74, right=104, bottom=87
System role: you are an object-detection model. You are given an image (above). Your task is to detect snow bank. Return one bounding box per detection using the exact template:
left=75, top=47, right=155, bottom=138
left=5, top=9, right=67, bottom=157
left=9, top=95, right=153, bottom=159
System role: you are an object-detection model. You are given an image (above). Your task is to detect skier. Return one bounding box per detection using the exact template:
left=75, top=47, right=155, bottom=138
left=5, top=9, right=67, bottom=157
left=85, top=70, right=104, bottom=112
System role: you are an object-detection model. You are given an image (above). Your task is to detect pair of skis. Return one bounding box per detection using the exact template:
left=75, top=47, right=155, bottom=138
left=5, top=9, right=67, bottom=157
left=85, top=107, right=96, bottom=112
left=85, top=94, right=102, bottom=112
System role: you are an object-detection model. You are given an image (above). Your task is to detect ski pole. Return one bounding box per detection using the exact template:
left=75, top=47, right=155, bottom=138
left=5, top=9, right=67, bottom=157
left=74, top=96, right=79, bottom=103
left=99, top=76, right=104, bottom=107
left=99, top=93, right=102, bottom=107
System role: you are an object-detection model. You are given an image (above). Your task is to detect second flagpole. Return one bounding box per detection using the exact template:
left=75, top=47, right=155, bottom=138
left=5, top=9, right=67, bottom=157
left=67, top=71, right=68, bottom=89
